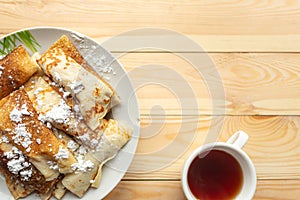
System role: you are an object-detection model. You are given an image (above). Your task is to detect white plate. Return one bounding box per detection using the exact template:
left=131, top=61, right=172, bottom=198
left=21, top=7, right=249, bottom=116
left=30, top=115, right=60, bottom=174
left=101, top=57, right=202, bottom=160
left=0, top=27, right=140, bottom=200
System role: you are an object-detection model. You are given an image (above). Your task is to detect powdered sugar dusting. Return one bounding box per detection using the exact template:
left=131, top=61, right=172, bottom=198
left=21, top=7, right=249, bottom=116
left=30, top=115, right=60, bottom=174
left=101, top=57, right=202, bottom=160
left=11, top=124, right=33, bottom=149
left=53, top=71, right=63, bottom=85
left=0, top=135, right=9, bottom=144
left=67, top=140, right=78, bottom=152
left=8, top=75, right=15, bottom=86
left=78, top=133, right=90, bottom=145
left=4, top=147, right=33, bottom=181
left=90, top=139, right=98, bottom=148
left=10, top=104, right=31, bottom=123
left=70, top=35, right=117, bottom=80
left=77, top=145, right=88, bottom=155
left=71, top=154, right=94, bottom=173
left=38, top=100, right=72, bottom=125
left=10, top=107, right=22, bottom=123
left=55, top=146, right=69, bottom=159
left=36, top=138, right=41, bottom=144
left=47, top=161, right=59, bottom=170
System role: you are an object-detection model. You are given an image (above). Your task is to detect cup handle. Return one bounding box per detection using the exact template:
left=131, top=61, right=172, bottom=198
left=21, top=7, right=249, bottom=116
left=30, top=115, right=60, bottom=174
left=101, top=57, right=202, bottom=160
left=226, top=130, right=249, bottom=148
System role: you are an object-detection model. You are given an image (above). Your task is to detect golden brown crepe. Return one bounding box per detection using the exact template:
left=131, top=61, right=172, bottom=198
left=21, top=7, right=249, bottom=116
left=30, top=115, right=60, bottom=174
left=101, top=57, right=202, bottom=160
left=0, top=89, right=77, bottom=179
left=91, top=119, right=131, bottom=188
left=0, top=164, right=34, bottom=199
left=0, top=46, right=39, bottom=100
left=62, top=119, right=131, bottom=197
left=37, top=35, right=118, bottom=131
left=24, top=76, right=108, bottom=149
left=0, top=140, right=35, bottom=199
left=0, top=137, right=58, bottom=199
left=25, top=75, right=83, bottom=137
left=48, top=35, right=121, bottom=109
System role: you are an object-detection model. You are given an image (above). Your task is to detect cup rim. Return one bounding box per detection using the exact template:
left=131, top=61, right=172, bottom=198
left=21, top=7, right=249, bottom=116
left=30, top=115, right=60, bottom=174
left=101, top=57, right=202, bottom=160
left=181, top=142, right=257, bottom=200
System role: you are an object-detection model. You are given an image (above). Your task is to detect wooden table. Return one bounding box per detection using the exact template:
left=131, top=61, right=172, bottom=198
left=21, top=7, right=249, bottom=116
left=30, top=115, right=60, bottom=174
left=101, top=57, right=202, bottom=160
left=1, top=0, right=300, bottom=199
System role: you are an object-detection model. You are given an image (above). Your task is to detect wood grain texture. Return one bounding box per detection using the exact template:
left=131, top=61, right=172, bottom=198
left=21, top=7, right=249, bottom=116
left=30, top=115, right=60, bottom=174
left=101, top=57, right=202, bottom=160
left=104, top=180, right=300, bottom=200
left=0, top=0, right=300, bottom=199
left=123, top=115, right=300, bottom=180
left=254, top=179, right=300, bottom=200
left=1, top=0, right=300, bottom=51
left=104, top=181, right=186, bottom=200
left=117, top=52, right=300, bottom=115
left=101, top=35, right=300, bottom=53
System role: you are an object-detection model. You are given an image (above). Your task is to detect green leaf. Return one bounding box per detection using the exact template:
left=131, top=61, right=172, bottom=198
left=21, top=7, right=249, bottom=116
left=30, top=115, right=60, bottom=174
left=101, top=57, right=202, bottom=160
left=0, top=30, right=41, bottom=56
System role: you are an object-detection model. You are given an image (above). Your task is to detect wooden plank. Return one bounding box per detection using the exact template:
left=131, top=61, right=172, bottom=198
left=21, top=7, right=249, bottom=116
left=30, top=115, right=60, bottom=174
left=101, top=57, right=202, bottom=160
left=1, top=0, right=297, bottom=35
left=100, top=35, right=300, bottom=53
left=1, top=0, right=300, bottom=52
left=254, top=179, right=300, bottom=200
left=104, top=181, right=185, bottom=200
left=122, top=115, right=300, bottom=179
left=117, top=52, right=300, bottom=115
left=104, top=180, right=300, bottom=200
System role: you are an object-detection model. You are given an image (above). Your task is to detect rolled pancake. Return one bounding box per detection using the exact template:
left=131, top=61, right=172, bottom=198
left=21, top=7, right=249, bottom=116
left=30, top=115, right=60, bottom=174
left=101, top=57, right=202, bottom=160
left=0, top=140, right=34, bottom=199
left=25, top=76, right=107, bottom=148
left=40, top=35, right=115, bottom=91
left=41, top=35, right=120, bottom=108
left=0, top=45, right=39, bottom=100
left=92, top=119, right=131, bottom=188
left=0, top=137, right=58, bottom=199
left=0, top=89, right=77, bottom=179
left=0, top=163, right=34, bottom=199
left=38, top=40, right=116, bottom=131
left=61, top=151, right=100, bottom=198
left=53, top=35, right=121, bottom=109
left=62, top=119, right=131, bottom=197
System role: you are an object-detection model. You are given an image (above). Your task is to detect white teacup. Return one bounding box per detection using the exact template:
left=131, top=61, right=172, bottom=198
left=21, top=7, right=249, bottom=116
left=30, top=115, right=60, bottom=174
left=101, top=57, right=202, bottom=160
left=182, top=131, right=256, bottom=200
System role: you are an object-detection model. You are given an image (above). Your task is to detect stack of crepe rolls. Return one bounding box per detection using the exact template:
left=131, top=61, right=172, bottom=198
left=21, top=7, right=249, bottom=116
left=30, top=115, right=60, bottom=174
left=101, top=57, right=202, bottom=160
left=0, top=35, right=132, bottom=199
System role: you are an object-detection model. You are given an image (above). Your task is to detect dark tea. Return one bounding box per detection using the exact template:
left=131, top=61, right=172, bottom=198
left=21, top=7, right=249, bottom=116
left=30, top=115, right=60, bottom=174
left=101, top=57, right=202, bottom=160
left=187, top=150, right=243, bottom=200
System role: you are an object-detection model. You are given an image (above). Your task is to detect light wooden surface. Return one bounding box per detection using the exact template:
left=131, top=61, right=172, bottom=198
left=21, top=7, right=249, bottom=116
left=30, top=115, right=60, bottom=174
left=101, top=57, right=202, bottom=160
left=1, top=0, right=300, bottom=199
